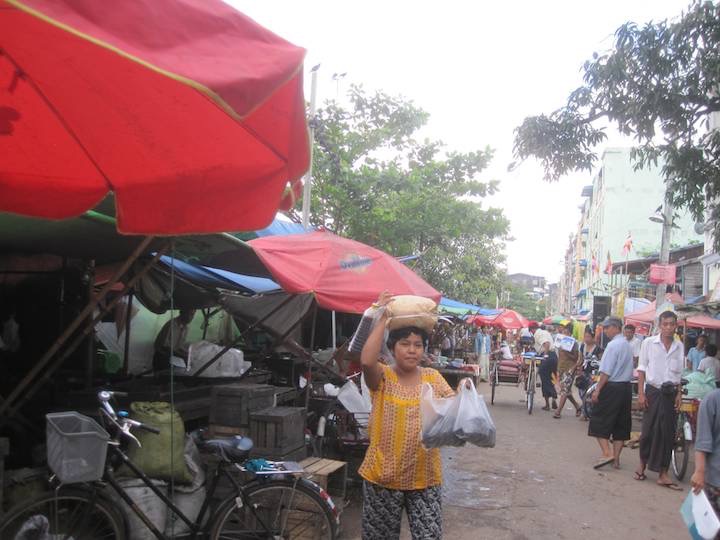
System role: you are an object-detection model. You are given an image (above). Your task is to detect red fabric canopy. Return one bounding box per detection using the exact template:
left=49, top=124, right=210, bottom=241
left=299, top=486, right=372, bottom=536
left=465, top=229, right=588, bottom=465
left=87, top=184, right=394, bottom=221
left=623, top=293, right=720, bottom=329
left=1, top=0, right=309, bottom=234
left=469, top=309, right=529, bottom=330
left=248, top=231, right=441, bottom=313
left=624, top=293, right=685, bottom=326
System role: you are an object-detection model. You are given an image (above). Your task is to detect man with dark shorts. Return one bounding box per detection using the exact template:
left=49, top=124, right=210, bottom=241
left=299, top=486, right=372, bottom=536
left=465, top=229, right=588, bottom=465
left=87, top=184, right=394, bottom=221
left=589, top=316, right=633, bottom=469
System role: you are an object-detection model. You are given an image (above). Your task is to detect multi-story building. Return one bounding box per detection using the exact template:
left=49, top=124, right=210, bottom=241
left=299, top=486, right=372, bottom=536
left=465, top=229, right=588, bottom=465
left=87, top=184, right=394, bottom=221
left=558, top=234, right=576, bottom=314
left=572, top=148, right=702, bottom=313
left=507, top=273, right=546, bottom=300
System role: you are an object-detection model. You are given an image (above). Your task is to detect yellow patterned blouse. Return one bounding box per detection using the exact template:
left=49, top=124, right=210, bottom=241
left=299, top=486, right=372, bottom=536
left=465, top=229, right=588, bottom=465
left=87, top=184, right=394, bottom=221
left=358, top=364, right=454, bottom=490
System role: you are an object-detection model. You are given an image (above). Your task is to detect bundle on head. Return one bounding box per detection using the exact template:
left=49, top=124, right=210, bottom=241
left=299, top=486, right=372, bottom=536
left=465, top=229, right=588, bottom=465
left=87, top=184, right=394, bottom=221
left=385, top=295, right=438, bottom=332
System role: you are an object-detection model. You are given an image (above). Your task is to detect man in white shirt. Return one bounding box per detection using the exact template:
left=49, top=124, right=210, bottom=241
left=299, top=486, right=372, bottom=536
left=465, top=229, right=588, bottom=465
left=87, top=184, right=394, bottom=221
left=698, top=344, right=720, bottom=383
left=623, top=324, right=643, bottom=366
left=634, top=310, right=684, bottom=489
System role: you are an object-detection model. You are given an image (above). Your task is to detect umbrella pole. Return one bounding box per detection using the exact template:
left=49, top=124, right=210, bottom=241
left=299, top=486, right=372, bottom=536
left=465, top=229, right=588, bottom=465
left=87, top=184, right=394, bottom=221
left=85, top=260, right=96, bottom=389
left=0, top=238, right=159, bottom=422
left=122, top=290, right=134, bottom=376
left=331, top=311, right=337, bottom=349
left=306, top=302, right=319, bottom=410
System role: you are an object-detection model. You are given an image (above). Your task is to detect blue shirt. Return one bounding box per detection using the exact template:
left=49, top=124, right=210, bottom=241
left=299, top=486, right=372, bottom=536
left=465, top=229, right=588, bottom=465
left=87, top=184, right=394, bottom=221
left=696, top=389, right=720, bottom=487
left=598, top=334, right=634, bottom=382
left=689, top=347, right=707, bottom=371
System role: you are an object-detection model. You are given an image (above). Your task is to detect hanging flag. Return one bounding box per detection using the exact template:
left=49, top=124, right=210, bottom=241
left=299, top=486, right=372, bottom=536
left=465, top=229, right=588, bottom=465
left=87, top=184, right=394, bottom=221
left=591, top=251, right=599, bottom=275
left=622, top=232, right=633, bottom=256
left=604, top=251, right=613, bottom=274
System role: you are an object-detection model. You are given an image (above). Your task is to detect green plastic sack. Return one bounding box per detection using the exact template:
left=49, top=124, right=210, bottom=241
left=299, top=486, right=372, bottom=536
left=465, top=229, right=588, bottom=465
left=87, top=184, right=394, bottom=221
left=118, top=402, right=192, bottom=484
left=683, top=369, right=717, bottom=401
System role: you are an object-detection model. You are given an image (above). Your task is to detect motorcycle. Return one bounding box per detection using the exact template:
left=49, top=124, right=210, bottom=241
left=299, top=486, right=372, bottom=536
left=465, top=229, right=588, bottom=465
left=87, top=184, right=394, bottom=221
left=579, top=355, right=601, bottom=418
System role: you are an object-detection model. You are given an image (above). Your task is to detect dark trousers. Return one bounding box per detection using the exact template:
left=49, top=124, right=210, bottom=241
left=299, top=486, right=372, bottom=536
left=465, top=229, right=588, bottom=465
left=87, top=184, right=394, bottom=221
left=639, top=384, right=677, bottom=472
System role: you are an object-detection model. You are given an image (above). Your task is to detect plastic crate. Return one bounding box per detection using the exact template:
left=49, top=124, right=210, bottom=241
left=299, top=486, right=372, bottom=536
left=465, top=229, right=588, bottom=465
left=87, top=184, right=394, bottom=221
left=46, top=412, right=110, bottom=484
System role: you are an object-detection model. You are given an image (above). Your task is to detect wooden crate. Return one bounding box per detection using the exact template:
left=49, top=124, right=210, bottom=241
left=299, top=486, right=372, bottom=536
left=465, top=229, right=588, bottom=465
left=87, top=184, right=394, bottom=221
left=210, top=384, right=276, bottom=429
left=208, top=424, right=249, bottom=438
left=299, top=457, right=348, bottom=500
left=250, top=445, right=307, bottom=462
left=249, top=406, right=306, bottom=455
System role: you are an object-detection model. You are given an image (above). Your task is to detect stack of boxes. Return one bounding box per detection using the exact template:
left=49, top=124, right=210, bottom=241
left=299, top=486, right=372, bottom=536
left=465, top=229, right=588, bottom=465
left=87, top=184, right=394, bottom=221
left=249, top=407, right=307, bottom=461
left=209, top=383, right=276, bottom=437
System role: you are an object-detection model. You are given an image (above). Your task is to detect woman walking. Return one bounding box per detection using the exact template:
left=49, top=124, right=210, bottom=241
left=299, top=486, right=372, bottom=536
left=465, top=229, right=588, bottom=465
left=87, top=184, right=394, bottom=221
left=359, top=292, right=455, bottom=540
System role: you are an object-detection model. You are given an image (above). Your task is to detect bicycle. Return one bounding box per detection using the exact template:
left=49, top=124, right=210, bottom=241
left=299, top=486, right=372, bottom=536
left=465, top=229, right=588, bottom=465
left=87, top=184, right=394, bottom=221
left=0, top=390, right=339, bottom=539
left=672, top=379, right=699, bottom=481
left=522, top=353, right=541, bottom=415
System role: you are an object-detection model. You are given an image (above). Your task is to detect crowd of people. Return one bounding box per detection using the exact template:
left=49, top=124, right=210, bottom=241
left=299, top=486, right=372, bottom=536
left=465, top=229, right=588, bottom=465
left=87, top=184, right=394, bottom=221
left=354, top=292, right=720, bottom=538
left=487, top=313, right=720, bottom=496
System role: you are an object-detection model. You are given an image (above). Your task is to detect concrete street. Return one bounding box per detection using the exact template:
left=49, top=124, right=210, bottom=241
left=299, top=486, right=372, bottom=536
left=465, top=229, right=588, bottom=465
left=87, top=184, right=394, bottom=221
left=340, top=380, right=689, bottom=539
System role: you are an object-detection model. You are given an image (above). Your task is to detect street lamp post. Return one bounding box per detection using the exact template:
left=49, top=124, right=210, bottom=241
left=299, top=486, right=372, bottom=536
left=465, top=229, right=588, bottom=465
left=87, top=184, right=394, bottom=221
left=301, top=64, right=320, bottom=230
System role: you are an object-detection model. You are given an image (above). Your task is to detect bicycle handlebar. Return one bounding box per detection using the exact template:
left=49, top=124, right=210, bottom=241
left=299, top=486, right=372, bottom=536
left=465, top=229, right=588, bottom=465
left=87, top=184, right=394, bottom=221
left=98, top=391, right=160, bottom=445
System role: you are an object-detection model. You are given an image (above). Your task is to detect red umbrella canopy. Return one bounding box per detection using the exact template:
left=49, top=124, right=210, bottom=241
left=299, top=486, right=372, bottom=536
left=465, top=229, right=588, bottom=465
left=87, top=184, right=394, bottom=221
left=248, top=231, right=441, bottom=313
left=470, top=309, right=529, bottom=330
left=1, top=0, right=308, bottom=234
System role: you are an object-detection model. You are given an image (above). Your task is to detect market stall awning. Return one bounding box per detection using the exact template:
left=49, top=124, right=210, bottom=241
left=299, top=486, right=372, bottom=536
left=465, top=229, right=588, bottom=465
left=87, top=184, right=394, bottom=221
left=439, top=297, right=500, bottom=317
left=1, top=0, right=309, bottom=234
left=0, top=201, right=244, bottom=265
left=469, top=309, right=529, bottom=330
left=240, top=231, right=441, bottom=314
left=624, top=293, right=685, bottom=326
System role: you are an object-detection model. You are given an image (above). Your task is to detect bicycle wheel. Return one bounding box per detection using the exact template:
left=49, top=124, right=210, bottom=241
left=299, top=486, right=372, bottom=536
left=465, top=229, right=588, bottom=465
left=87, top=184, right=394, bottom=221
left=0, top=488, right=126, bottom=539
left=211, top=478, right=337, bottom=540
left=672, top=412, right=690, bottom=481
left=526, top=367, right=535, bottom=415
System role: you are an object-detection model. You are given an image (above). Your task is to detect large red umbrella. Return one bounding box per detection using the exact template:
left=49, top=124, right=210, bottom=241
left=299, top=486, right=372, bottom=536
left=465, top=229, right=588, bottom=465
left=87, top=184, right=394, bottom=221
left=469, top=309, right=529, bottom=330
left=247, top=231, right=441, bottom=313
left=1, top=0, right=308, bottom=234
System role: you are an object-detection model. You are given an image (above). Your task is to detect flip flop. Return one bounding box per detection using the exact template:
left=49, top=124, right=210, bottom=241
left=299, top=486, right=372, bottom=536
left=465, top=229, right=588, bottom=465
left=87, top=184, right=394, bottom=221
left=552, top=414, right=561, bottom=419
left=658, top=482, right=682, bottom=491
left=593, top=457, right=614, bottom=469
left=541, top=406, right=550, bottom=411
left=633, top=472, right=646, bottom=481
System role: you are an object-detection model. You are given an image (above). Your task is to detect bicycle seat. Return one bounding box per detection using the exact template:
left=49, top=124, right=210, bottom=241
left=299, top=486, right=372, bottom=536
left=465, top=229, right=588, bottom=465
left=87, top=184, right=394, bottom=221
left=200, top=436, right=253, bottom=463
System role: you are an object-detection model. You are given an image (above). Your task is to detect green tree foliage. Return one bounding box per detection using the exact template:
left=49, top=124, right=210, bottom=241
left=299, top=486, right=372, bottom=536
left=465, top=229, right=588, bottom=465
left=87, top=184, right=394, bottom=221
left=304, top=85, right=509, bottom=304
left=513, top=1, right=720, bottom=246
left=504, top=284, right=544, bottom=320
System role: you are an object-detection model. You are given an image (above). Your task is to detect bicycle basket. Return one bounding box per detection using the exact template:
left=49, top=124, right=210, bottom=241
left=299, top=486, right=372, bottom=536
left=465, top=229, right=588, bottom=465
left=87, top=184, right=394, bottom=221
left=46, top=412, right=110, bottom=484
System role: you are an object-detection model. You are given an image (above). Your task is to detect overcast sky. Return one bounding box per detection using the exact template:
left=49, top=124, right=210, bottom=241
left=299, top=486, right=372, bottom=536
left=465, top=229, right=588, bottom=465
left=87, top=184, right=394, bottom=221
left=228, top=0, right=689, bottom=282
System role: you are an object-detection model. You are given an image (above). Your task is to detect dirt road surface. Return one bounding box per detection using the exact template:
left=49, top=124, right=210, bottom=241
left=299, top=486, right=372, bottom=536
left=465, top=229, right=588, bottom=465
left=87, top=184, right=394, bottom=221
left=339, top=380, right=690, bottom=539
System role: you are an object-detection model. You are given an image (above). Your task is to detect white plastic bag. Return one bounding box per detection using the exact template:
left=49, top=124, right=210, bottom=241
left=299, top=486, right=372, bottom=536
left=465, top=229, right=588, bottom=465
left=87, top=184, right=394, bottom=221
left=420, top=380, right=496, bottom=449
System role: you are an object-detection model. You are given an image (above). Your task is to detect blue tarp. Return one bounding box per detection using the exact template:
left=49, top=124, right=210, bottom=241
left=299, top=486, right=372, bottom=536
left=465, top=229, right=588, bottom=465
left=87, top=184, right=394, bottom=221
left=255, top=218, right=308, bottom=237
left=439, top=296, right=500, bottom=316
left=158, top=255, right=279, bottom=294
left=201, top=266, right=280, bottom=294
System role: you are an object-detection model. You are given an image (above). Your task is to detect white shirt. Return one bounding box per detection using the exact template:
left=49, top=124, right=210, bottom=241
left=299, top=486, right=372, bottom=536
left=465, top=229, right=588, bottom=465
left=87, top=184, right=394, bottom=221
left=637, top=334, right=684, bottom=388
left=698, top=355, right=720, bottom=381
left=627, top=336, right=643, bottom=358
left=500, top=344, right=513, bottom=360
left=534, top=329, right=553, bottom=353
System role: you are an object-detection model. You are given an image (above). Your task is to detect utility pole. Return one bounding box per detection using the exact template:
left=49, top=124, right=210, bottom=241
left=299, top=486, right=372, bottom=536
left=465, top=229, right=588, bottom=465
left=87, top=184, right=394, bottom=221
left=654, top=187, right=674, bottom=318
left=301, top=64, right=320, bottom=229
